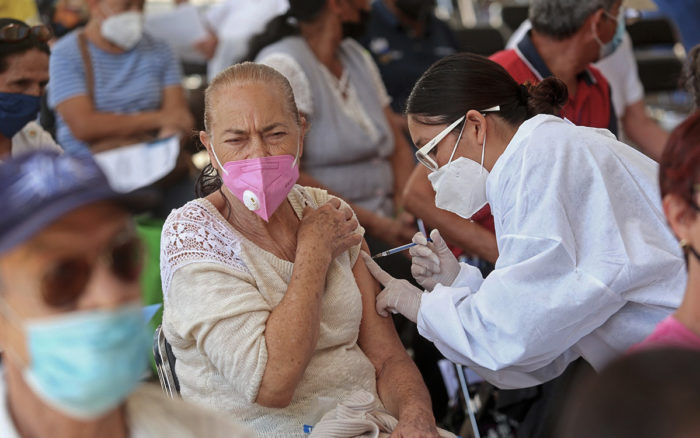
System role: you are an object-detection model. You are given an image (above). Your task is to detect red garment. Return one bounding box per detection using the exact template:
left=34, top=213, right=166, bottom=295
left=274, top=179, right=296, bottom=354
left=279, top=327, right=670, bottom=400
left=630, top=316, right=700, bottom=352
left=470, top=204, right=495, bottom=233
left=489, top=32, right=616, bottom=131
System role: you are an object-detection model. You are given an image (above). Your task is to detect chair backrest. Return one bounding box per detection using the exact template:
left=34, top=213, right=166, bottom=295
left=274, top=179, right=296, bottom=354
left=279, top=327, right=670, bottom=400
left=153, top=324, right=181, bottom=398
left=635, top=53, right=684, bottom=92
left=501, top=5, right=529, bottom=32
left=454, top=26, right=506, bottom=56
left=627, top=17, right=679, bottom=48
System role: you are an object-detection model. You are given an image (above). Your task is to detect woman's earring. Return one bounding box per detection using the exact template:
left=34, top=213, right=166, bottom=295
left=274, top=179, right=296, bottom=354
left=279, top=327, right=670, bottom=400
left=680, top=239, right=690, bottom=249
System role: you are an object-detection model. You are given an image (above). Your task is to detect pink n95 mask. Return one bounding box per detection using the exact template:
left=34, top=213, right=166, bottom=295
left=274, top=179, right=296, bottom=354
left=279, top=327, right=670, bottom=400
left=210, top=142, right=300, bottom=222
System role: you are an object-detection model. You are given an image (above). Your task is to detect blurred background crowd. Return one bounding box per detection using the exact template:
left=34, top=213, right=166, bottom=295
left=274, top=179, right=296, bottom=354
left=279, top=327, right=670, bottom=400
left=1, top=0, right=700, bottom=437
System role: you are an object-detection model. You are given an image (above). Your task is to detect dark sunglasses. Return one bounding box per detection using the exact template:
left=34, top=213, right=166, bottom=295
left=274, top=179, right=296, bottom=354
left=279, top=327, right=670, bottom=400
left=41, top=228, right=143, bottom=309
left=0, top=23, right=53, bottom=43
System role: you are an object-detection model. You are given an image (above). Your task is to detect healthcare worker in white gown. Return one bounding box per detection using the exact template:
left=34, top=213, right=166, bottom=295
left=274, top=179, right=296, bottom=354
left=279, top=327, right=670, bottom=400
left=361, top=53, right=687, bottom=389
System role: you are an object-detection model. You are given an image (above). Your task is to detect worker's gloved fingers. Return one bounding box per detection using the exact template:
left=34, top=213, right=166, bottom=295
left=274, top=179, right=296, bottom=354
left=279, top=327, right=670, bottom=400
left=430, top=229, right=451, bottom=253
left=394, top=283, right=422, bottom=323
left=411, top=262, right=428, bottom=277
left=388, top=284, right=403, bottom=310
left=412, top=231, right=429, bottom=246
left=409, top=244, right=439, bottom=262
left=375, top=288, right=393, bottom=317
left=361, top=251, right=395, bottom=286
left=411, top=256, right=440, bottom=274
left=411, top=273, right=435, bottom=292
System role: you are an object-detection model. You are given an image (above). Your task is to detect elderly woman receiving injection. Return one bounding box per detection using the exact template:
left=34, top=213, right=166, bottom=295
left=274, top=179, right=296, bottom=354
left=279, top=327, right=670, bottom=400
left=160, top=62, right=443, bottom=438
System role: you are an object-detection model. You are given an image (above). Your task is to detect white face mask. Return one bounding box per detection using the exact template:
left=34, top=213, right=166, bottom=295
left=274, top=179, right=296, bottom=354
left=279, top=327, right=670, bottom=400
left=101, top=11, right=143, bottom=50
left=428, top=127, right=489, bottom=220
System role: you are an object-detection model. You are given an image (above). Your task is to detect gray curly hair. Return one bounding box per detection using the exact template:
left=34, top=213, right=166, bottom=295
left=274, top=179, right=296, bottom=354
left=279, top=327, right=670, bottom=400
left=530, top=0, right=619, bottom=40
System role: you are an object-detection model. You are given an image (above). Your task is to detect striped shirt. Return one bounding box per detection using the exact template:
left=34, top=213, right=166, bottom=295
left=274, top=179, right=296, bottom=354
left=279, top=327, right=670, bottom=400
left=48, top=31, right=182, bottom=155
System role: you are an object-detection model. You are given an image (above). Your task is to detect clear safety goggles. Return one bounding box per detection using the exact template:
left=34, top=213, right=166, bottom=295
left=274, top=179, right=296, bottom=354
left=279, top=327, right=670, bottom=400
left=415, top=106, right=500, bottom=171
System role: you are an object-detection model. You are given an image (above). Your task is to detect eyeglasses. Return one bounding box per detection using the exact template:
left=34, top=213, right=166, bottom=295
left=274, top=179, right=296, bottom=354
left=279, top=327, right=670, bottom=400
left=0, top=23, right=53, bottom=44
left=415, top=106, right=500, bottom=171
left=41, top=228, right=143, bottom=309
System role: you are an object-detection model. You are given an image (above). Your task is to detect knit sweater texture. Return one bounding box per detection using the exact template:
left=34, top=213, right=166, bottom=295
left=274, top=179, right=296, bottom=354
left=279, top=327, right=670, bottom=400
left=161, top=186, right=379, bottom=437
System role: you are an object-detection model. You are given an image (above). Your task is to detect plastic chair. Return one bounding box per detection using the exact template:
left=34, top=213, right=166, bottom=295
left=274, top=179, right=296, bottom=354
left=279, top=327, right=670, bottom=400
left=453, top=26, right=506, bottom=56
left=501, top=5, right=529, bottom=32
left=635, top=52, right=684, bottom=92
left=627, top=17, right=679, bottom=48
left=153, top=324, right=181, bottom=398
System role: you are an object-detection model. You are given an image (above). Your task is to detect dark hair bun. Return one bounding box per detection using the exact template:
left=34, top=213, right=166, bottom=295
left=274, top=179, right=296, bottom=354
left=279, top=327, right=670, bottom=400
left=525, top=77, right=568, bottom=118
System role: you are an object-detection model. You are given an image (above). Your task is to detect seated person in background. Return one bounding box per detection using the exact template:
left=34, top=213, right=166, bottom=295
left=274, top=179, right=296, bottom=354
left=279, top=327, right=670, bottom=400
left=402, top=0, right=625, bottom=266
left=0, top=18, right=61, bottom=161
left=633, top=111, right=700, bottom=350
left=359, top=0, right=458, bottom=116
left=161, top=62, right=440, bottom=437
left=508, top=21, right=668, bottom=160
left=248, top=0, right=418, bottom=252
left=48, top=0, right=194, bottom=156
left=557, top=348, right=700, bottom=438
left=201, top=0, right=289, bottom=81
left=0, top=151, right=252, bottom=438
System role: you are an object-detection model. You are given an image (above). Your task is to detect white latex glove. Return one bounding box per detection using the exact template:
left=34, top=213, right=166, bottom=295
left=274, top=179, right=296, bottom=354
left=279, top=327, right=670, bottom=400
left=409, top=229, right=460, bottom=291
left=361, top=252, right=424, bottom=323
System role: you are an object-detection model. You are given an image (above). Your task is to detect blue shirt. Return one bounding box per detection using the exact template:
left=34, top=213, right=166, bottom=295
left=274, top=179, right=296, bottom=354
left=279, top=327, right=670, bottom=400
left=48, top=31, right=182, bottom=155
left=359, top=2, right=458, bottom=112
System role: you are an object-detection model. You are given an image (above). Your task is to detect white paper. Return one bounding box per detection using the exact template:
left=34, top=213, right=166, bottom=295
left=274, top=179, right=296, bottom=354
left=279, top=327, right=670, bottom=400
left=94, top=136, right=180, bottom=193
left=145, top=4, right=207, bottom=49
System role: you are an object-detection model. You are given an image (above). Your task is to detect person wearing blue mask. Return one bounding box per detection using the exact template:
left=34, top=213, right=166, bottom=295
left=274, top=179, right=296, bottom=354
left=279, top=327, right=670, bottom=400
left=0, top=18, right=61, bottom=161
left=0, top=151, right=254, bottom=437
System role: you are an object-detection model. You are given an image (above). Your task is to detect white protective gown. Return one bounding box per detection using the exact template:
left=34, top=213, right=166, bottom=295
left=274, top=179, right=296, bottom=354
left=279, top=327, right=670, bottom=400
left=417, top=114, right=686, bottom=389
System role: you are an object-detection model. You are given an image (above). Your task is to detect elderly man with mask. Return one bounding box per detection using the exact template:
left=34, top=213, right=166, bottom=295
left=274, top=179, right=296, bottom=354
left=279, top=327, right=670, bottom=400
left=0, top=151, right=253, bottom=437
left=0, top=18, right=61, bottom=161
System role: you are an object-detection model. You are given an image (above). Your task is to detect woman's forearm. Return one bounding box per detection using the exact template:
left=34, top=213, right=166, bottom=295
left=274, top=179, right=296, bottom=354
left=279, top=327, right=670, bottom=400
left=256, top=247, right=330, bottom=408
left=376, top=354, right=435, bottom=423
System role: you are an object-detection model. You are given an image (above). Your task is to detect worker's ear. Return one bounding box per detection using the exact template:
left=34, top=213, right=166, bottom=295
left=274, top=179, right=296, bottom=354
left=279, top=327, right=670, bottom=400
left=663, top=194, right=696, bottom=243
left=465, top=110, right=487, bottom=149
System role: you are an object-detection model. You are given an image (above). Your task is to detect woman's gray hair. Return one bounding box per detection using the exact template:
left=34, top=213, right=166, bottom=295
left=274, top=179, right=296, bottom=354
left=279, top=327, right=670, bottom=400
left=203, top=62, right=300, bottom=132
left=529, top=0, right=619, bottom=40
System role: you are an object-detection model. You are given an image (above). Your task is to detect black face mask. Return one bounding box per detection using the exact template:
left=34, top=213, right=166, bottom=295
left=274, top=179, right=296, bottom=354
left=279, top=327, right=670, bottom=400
left=342, top=9, right=371, bottom=40
left=395, top=0, right=436, bottom=22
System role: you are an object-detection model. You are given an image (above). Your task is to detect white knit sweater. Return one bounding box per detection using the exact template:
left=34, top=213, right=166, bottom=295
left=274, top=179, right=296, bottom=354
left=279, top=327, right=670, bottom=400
left=161, top=186, right=379, bottom=437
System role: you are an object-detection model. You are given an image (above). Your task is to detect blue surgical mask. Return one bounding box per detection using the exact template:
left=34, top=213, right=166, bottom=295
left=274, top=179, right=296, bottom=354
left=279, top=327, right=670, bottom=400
left=3, top=303, right=150, bottom=420
left=0, top=92, right=41, bottom=139
left=594, top=10, right=625, bottom=60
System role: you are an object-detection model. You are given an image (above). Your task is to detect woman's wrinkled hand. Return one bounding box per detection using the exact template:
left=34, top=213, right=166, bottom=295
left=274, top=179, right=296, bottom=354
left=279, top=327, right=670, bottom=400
left=391, top=409, right=439, bottom=438
left=297, top=198, right=362, bottom=262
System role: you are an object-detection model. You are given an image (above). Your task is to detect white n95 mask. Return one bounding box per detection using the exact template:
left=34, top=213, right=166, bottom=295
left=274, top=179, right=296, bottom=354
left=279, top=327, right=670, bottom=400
left=428, top=131, right=489, bottom=220
left=101, top=11, right=144, bottom=51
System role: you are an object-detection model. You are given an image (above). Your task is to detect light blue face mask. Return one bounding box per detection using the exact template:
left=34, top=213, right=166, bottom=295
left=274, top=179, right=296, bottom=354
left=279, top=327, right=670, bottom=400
left=3, top=303, right=150, bottom=420
left=594, top=9, right=626, bottom=59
